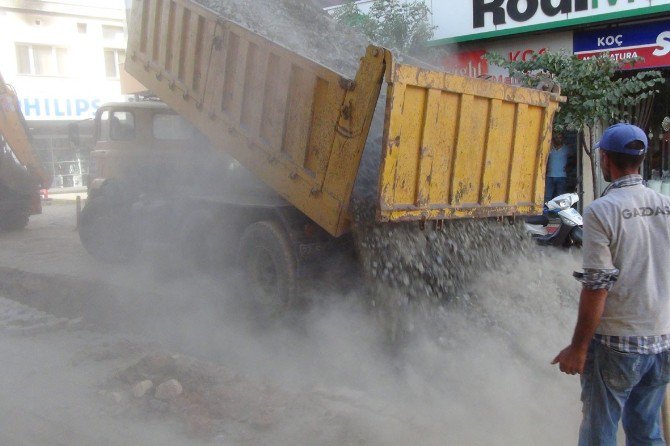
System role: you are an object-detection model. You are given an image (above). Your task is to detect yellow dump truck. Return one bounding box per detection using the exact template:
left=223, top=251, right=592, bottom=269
left=79, top=0, right=562, bottom=303
left=0, top=71, right=52, bottom=231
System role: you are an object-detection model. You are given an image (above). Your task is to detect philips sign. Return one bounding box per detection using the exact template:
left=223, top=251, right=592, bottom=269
left=19, top=97, right=103, bottom=120
left=574, top=20, right=670, bottom=69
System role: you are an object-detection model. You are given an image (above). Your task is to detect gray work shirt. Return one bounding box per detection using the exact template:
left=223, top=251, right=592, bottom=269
left=583, top=177, right=670, bottom=336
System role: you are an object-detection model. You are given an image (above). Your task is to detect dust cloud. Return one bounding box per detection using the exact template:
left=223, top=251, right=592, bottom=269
left=134, top=1, right=582, bottom=443
left=105, top=241, right=583, bottom=445
left=59, top=1, right=587, bottom=444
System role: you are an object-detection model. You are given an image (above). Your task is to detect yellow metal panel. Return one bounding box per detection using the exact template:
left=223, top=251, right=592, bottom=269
left=259, top=53, right=291, bottom=150
left=378, top=56, right=562, bottom=222
left=282, top=65, right=315, bottom=165
left=415, top=89, right=442, bottom=207
left=0, top=72, right=52, bottom=189
left=480, top=100, right=516, bottom=205
left=378, top=82, right=406, bottom=210
left=391, top=85, right=425, bottom=206
left=427, top=92, right=459, bottom=206
left=156, top=0, right=171, bottom=68
left=203, top=22, right=226, bottom=116
left=305, top=77, right=342, bottom=180
left=451, top=94, right=490, bottom=206
left=239, top=42, right=269, bottom=134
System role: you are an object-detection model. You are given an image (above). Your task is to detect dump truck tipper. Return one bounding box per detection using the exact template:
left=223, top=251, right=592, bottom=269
left=0, top=70, right=52, bottom=231
left=79, top=0, right=563, bottom=303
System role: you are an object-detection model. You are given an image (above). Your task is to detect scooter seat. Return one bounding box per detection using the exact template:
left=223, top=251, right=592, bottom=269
left=526, top=215, right=549, bottom=226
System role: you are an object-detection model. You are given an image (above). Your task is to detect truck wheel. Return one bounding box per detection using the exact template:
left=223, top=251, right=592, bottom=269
left=78, top=196, right=138, bottom=262
left=239, top=220, right=297, bottom=315
left=0, top=212, right=29, bottom=231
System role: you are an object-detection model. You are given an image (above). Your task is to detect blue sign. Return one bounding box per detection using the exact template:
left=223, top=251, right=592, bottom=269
left=574, top=19, right=670, bottom=69
left=19, top=97, right=102, bottom=119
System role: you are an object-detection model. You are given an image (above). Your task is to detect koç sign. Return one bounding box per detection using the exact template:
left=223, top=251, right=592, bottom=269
left=430, top=0, right=670, bottom=44
left=574, top=19, right=670, bottom=69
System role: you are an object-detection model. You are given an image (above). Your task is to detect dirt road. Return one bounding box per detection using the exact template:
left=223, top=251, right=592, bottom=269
left=0, top=296, right=208, bottom=446
left=0, top=201, right=586, bottom=445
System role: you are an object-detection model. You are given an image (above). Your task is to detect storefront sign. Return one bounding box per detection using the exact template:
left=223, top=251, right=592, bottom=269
left=431, top=0, right=670, bottom=44
left=441, top=32, right=573, bottom=82
left=574, top=19, right=670, bottom=69
left=19, top=97, right=103, bottom=120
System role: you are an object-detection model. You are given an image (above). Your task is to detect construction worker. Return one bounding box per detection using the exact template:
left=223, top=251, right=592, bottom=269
left=552, top=123, right=670, bottom=445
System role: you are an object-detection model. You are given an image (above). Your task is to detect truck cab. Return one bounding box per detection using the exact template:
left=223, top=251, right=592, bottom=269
left=88, top=101, right=209, bottom=201
left=80, top=100, right=336, bottom=311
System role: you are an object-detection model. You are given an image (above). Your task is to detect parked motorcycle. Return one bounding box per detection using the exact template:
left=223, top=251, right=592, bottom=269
left=525, top=193, right=583, bottom=248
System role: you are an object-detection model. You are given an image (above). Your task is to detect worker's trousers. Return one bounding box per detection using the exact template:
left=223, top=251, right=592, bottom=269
left=579, top=339, right=670, bottom=446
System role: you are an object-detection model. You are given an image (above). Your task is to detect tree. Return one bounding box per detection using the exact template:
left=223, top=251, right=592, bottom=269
left=332, top=0, right=435, bottom=54
left=486, top=50, right=664, bottom=198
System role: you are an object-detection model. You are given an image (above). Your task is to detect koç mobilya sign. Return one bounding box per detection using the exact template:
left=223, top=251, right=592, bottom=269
left=430, top=0, right=670, bottom=44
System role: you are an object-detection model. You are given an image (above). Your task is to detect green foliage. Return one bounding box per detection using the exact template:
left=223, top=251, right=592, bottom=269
left=332, top=1, right=369, bottom=28
left=485, top=50, right=664, bottom=133
left=333, top=0, right=435, bottom=53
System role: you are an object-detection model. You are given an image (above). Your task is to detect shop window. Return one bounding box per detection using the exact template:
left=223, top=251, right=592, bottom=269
left=16, top=45, right=30, bottom=74
left=110, top=111, right=135, bottom=141
left=15, top=44, right=68, bottom=76
left=102, top=25, right=125, bottom=42
left=104, top=48, right=126, bottom=78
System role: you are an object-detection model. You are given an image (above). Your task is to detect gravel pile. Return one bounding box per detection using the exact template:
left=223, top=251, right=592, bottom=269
left=194, top=0, right=367, bottom=78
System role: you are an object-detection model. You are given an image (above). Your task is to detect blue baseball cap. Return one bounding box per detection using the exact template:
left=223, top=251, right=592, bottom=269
left=597, top=123, right=648, bottom=156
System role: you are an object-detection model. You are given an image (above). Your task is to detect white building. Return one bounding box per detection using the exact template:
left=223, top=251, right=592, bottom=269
left=0, top=0, right=127, bottom=188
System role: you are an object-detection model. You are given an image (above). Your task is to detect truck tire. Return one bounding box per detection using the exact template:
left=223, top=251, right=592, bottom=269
left=239, top=220, right=297, bottom=316
left=78, top=196, right=138, bottom=262
left=0, top=211, right=29, bottom=231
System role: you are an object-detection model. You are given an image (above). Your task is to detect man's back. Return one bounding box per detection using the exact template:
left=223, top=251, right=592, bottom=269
left=584, top=182, right=670, bottom=336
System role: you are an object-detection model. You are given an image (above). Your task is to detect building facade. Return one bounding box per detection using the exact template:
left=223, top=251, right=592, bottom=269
left=0, top=0, right=127, bottom=189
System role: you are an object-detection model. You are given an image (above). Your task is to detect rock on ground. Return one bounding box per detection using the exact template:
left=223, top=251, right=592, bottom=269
left=155, top=379, right=183, bottom=400
left=132, top=380, right=154, bottom=398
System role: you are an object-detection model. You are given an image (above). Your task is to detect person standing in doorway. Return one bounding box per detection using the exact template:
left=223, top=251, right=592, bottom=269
left=552, top=123, right=670, bottom=445
left=545, top=132, right=570, bottom=204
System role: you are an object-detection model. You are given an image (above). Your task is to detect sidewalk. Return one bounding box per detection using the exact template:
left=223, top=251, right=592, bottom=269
left=45, top=187, right=87, bottom=202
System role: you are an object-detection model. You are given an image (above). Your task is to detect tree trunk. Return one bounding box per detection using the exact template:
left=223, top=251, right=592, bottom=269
left=581, top=124, right=600, bottom=201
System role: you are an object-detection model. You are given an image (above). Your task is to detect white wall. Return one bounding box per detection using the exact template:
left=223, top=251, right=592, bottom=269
left=0, top=2, right=127, bottom=121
